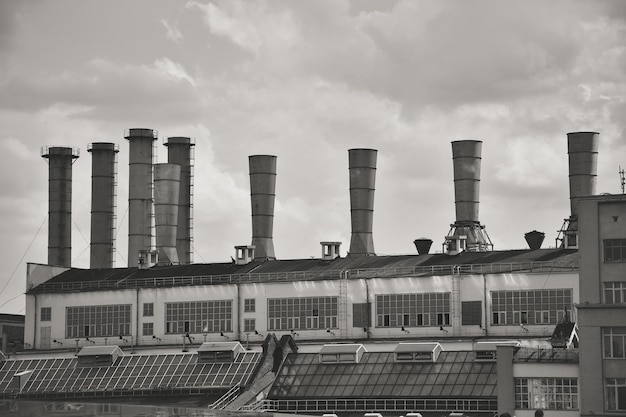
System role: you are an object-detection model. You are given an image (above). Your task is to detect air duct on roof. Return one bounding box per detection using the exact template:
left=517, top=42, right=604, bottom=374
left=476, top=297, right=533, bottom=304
left=524, top=230, right=545, bottom=250
left=41, top=146, right=79, bottom=267
left=413, top=238, right=433, bottom=255
left=125, top=128, right=157, bottom=267
left=154, top=163, right=181, bottom=265
left=444, top=140, right=492, bottom=254
left=557, top=132, right=599, bottom=248
left=88, top=142, right=119, bottom=269
left=249, top=155, right=277, bottom=260
left=164, top=137, right=195, bottom=264
left=348, top=148, right=377, bottom=257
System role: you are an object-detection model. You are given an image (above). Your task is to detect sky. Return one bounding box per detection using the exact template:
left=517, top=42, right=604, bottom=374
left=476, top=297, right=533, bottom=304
left=0, top=0, right=625, bottom=314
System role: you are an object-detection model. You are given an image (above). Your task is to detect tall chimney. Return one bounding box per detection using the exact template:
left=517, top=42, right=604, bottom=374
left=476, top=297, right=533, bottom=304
left=444, top=140, right=492, bottom=254
left=249, top=155, right=277, bottom=260
left=125, top=128, right=157, bottom=267
left=88, top=143, right=118, bottom=269
left=154, top=163, right=181, bottom=265
left=164, top=137, right=194, bottom=264
left=348, top=148, right=377, bottom=256
left=41, top=146, right=79, bottom=267
left=558, top=132, right=599, bottom=248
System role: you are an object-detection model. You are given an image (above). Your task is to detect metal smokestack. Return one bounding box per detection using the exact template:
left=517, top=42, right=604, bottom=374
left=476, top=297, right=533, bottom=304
left=88, top=143, right=119, bottom=269
left=41, top=146, right=79, bottom=267
left=348, top=148, right=377, bottom=257
left=249, top=155, right=277, bottom=260
left=444, top=140, right=492, bottom=254
left=557, top=132, right=599, bottom=248
left=164, top=137, right=194, bottom=264
left=125, top=128, right=157, bottom=267
left=154, top=163, right=181, bottom=265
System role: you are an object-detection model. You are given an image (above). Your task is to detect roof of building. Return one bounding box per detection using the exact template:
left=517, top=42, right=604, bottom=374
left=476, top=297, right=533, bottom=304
left=28, top=248, right=578, bottom=294
left=269, top=350, right=497, bottom=399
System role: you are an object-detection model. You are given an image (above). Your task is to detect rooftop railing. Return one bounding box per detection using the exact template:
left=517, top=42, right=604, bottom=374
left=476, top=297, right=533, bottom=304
left=28, top=260, right=578, bottom=293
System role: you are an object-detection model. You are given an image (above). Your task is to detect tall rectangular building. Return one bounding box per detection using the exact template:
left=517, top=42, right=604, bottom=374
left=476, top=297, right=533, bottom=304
left=578, top=194, right=626, bottom=415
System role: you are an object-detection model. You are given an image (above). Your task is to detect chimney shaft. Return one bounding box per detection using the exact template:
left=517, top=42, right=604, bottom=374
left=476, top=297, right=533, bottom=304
left=154, top=163, right=181, bottom=265
left=125, top=128, right=157, bottom=267
left=452, top=140, right=482, bottom=223
left=249, top=155, right=277, bottom=260
left=41, top=146, right=79, bottom=267
left=567, top=132, right=598, bottom=218
left=88, top=143, right=119, bottom=269
left=348, top=148, right=377, bottom=256
left=164, top=137, right=195, bottom=264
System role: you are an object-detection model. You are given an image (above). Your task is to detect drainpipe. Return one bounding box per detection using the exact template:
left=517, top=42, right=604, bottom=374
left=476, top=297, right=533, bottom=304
left=237, top=283, right=241, bottom=342
left=365, top=278, right=371, bottom=339
left=136, top=288, right=140, bottom=350
left=33, top=294, right=38, bottom=349
left=483, top=275, right=489, bottom=336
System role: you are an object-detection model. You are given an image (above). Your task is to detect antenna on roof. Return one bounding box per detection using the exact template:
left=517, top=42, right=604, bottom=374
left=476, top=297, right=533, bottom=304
left=619, top=165, right=625, bottom=194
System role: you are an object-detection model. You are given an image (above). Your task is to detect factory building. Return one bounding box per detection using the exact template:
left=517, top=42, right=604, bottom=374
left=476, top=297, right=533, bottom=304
left=2, top=130, right=620, bottom=416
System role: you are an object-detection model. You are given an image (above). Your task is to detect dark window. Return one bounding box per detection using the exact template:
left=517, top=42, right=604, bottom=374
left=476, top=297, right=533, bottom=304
left=605, top=239, right=626, bottom=262
left=143, top=303, right=154, bottom=317
left=143, top=322, right=154, bottom=336
left=244, top=298, right=255, bottom=313
left=352, top=303, right=371, bottom=328
left=41, top=307, right=52, bottom=322
left=244, top=318, right=255, bottom=333
left=461, top=301, right=482, bottom=325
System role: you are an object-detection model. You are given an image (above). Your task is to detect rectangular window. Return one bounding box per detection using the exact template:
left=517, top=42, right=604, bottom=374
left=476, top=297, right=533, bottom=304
left=603, top=327, right=626, bottom=359
left=352, top=303, right=371, bottom=328
left=515, top=378, right=578, bottom=410
left=604, top=239, right=626, bottom=262
left=143, top=303, right=154, bottom=317
left=244, top=318, right=256, bottom=333
left=244, top=298, right=256, bottom=313
left=142, top=322, right=154, bottom=336
left=605, top=282, right=626, bottom=304
left=164, top=300, right=233, bottom=334
left=267, top=296, right=338, bottom=331
left=65, top=304, right=131, bottom=338
left=40, top=307, right=51, bottom=322
left=606, top=378, right=626, bottom=411
left=375, top=292, right=451, bottom=328
left=492, top=289, right=572, bottom=326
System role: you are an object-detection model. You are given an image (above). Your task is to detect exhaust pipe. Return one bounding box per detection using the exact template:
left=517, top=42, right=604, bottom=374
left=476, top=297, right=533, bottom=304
left=88, top=143, right=119, bottom=269
left=41, top=146, right=79, bottom=267
left=348, top=148, right=377, bottom=257
left=249, top=155, right=277, bottom=260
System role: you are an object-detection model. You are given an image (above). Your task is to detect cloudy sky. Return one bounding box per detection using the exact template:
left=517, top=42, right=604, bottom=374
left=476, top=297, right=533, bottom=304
left=0, top=0, right=625, bottom=314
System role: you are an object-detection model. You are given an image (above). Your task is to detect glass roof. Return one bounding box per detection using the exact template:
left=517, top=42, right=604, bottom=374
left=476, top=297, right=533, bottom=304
left=269, top=351, right=497, bottom=399
left=0, top=351, right=261, bottom=396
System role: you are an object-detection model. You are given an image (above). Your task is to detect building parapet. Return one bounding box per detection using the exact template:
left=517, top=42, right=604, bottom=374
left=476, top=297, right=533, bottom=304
left=513, top=347, right=579, bottom=363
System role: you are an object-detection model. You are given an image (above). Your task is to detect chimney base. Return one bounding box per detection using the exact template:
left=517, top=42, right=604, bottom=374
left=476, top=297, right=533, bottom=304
left=444, top=222, right=492, bottom=255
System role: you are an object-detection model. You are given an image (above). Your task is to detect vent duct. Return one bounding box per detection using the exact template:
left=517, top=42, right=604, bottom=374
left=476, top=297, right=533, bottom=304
left=249, top=155, right=277, bottom=260
left=413, top=238, right=433, bottom=255
left=125, top=128, right=157, bottom=266
left=41, top=146, right=79, bottom=267
left=348, top=148, right=377, bottom=257
left=524, top=230, right=545, bottom=250
left=88, top=142, right=118, bottom=269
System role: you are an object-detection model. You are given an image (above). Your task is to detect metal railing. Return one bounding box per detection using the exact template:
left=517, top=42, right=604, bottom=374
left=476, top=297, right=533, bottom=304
left=208, top=385, right=240, bottom=410
left=29, top=260, right=578, bottom=293
left=514, top=347, right=579, bottom=363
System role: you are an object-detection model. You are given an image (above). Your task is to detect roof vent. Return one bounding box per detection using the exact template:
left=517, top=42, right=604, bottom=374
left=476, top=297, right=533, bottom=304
left=524, top=230, right=545, bottom=250
left=318, top=343, right=367, bottom=364
left=413, top=238, right=433, bottom=255
left=197, top=341, right=245, bottom=363
left=321, top=242, right=341, bottom=260
left=473, top=340, right=520, bottom=362
left=76, top=345, right=123, bottom=368
left=394, top=342, right=442, bottom=363
left=234, top=245, right=255, bottom=265
left=138, top=250, right=158, bottom=269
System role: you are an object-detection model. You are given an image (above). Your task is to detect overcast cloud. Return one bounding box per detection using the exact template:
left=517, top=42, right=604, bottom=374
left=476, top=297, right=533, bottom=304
left=0, top=0, right=624, bottom=313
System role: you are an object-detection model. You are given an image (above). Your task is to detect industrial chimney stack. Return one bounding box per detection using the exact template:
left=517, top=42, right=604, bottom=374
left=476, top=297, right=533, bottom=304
left=164, top=137, right=194, bottom=264
left=154, top=163, right=181, bottom=265
left=41, top=146, right=79, bottom=267
left=125, top=128, right=157, bottom=267
left=249, top=155, right=277, bottom=260
left=88, top=142, right=119, bottom=269
left=558, top=131, right=599, bottom=248
left=444, top=140, right=492, bottom=254
left=348, top=148, right=377, bottom=257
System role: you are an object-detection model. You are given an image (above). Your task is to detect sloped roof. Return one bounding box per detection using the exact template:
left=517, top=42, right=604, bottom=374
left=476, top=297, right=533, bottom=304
left=28, top=248, right=578, bottom=293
